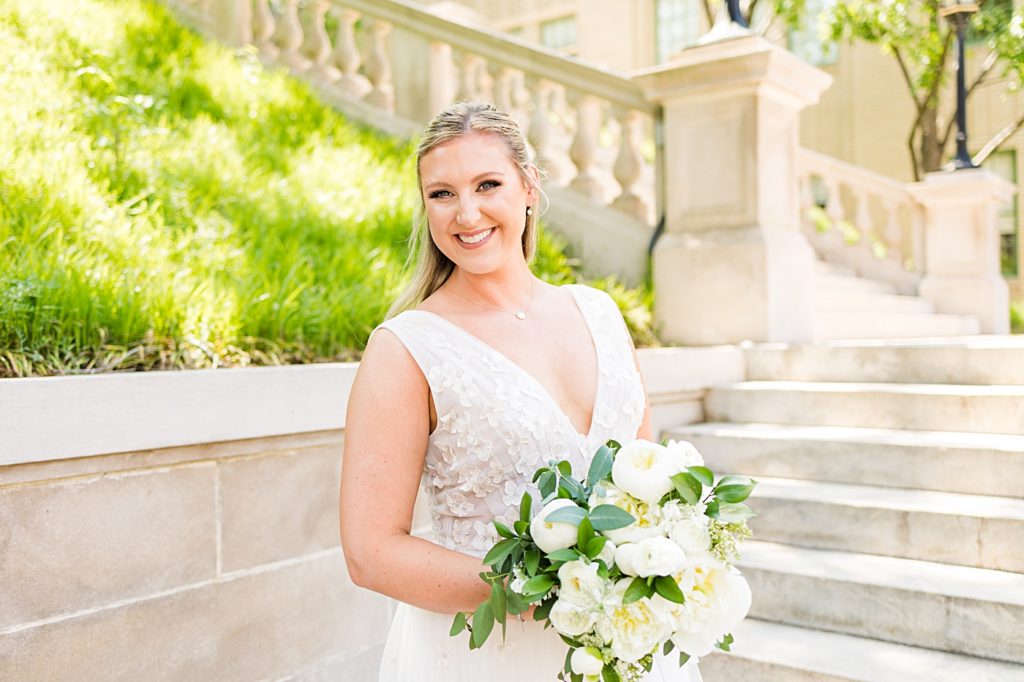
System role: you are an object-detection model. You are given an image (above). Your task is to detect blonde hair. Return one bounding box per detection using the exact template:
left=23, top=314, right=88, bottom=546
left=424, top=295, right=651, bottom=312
left=384, top=101, right=545, bottom=320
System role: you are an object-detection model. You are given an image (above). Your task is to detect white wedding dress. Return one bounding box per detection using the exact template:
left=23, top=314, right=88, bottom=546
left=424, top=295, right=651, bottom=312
left=371, top=283, right=702, bottom=682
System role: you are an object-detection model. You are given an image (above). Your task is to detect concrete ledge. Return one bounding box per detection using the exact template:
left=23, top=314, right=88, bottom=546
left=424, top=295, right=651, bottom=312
left=0, top=347, right=738, bottom=468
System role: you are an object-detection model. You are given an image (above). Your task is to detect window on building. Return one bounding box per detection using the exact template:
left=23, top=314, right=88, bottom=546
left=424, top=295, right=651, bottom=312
left=986, top=149, right=1020, bottom=277
left=656, top=0, right=701, bottom=63
left=540, top=15, right=577, bottom=53
left=788, top=0, right=838, bottom=66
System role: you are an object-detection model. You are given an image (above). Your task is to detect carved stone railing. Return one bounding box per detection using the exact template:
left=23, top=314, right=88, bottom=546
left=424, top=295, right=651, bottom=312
left=457, top=0, right=578, bottom=26
left=165, top=0, right=660, bottom=228
left=798, top=148, right=925, bottom=294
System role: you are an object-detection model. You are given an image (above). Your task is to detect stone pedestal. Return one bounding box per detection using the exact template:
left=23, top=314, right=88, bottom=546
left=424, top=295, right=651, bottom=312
left=212, top=0, right=252, bottom=46
left=632, top=35, right=832, bottom=345
left=910, top=169, right=1015, bottom=334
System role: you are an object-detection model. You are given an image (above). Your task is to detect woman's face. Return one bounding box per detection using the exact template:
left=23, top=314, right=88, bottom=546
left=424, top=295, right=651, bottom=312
left=419, top=132, right=536, bottom=277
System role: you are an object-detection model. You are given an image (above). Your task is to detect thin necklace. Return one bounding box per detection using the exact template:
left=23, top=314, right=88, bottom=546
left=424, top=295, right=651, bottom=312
left=447, top=278, right=536, bottom=320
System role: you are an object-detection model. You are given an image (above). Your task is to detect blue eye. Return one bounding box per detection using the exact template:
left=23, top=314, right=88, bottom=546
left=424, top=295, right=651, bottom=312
left=428, top=189, right=452, bottom=199
left=479, top=180, right=501, bottom=190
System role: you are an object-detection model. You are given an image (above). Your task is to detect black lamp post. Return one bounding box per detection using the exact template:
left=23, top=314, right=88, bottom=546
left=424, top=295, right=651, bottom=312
left=940, top=0, right=980, bottom=170
left=725, top=0, right=749, bottom=28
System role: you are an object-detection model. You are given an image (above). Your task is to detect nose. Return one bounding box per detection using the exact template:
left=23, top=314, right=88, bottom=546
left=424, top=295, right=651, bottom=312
left=455, top=195, right=481, bottom=227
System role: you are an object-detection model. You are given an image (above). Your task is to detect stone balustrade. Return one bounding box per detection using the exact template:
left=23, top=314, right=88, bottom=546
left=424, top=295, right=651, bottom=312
left=798, top=148, right=925, bottom=295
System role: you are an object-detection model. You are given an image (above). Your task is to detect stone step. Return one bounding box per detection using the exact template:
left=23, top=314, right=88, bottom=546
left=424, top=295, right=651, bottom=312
left=704, top=381, right=1024, bottom=435
left=814, top=272, right=899, bottom=296
left=667, top=422, right=1024, bottom=499
left=742, top=337, right=1024, bottom=385
left=814, top=260, right=859, bottom=278
left=813, top=311, right=980, bottom=340
left=700, top=618, right=1024, bottom=682
left=814, top=291, right=934, bottom=314
left=738, top=541, right=1024, bottom=664
left=747, top=477, right=1024, bottom=572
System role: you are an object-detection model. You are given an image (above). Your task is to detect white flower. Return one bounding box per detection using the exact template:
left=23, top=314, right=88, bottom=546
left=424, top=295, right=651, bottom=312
left=570, top=647, right=605, bottom=676
left=531, top=498, right=582, bottom=554
left=660, top=500, right=713, bottom=560
left=598, top=579, right=673, bottom=663
left=611, top=440, right=674, bottom=503
left=669, top=561, right=752, bottom=657
left=558, top=560, right=608, bottom=610
left=509, top=565, right=527, bottom=594
left=549, top=597, right=597, bottom=637
left=590, top=484, right=663, bottom=545
left=615, top=537, right=686, bottom=578
left=664, top=439, right=704, bottom=472
left=596, top=539, right=617, bottom=567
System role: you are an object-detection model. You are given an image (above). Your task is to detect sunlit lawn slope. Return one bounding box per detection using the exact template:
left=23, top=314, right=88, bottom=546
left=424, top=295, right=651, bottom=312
left=0, top=0, right=656, bottom=377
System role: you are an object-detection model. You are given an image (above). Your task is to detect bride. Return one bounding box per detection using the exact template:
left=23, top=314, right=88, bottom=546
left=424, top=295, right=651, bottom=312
left=339, top=101, right=702, bottom=681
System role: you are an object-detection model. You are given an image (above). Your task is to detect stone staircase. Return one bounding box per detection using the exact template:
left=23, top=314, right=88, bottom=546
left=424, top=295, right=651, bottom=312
left=812, top=260, right=981, bottom=341
left=670, top=338, right=1024, bottom=681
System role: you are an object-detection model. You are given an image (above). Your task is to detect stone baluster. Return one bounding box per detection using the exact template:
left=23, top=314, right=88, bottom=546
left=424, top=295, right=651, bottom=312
left=331, top=9, right=371, bottom=98
left=610, top=107, right=649, bottom=222
left=364, top=20, right=395, bottom=113
left=799, top=173, right=816, bottom=233
left=568, top=94, right=605, bottom=201
left=276, top=0, right=310, bottom=73
left=458, top=53, right=482, bottom=100
left=251, top=0, right=278, bottom=59
left=526, top=77, right=560, bottom=181
left=475, top=57, right=494, bottom=103
left=495, top=66, right=516, bottom=114
left=305, top=0, right=340, bottom=82
left=427, top=42, right=455, bottom=117
left=882, top=199, right=906, bottom=269
left=821, top=176, right=849, bottom=252
left=511, top=71, right=531, bottom=129
left=852, top=188, right=873, bottom=247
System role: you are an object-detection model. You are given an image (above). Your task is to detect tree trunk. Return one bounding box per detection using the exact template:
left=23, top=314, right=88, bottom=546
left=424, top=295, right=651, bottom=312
left=918, top=104, right=945, bottom=174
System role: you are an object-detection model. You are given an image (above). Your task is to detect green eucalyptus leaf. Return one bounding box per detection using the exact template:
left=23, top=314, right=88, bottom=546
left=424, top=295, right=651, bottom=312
left=471, top=602, right=494, bottom=648
left=587, top=445, right=614, bottom=485
left=622, top=576, right=649, bottom=605
left=482, top=538, right=518, bottom=568
left=538, top=471, right=557, bottom=499
left=449, top=611, right=467, bottom=636
left=520, top=492, right=533, bottom=524
left=687, top=466, right=714, bottom=487
left=715, top=483, right=755, bottom=504
left=589, top=504, right=635, bottom=531
left=545, top=504, right=587, bottom=526
left=671, top=472, right=702, bottom=505
left=716, top=502, right=756, bottom=522
left=525, top=546, right=541, bottom=575
left=557, top=460, right=573, bottom=477
left=654, top=575, right=685, bottom=604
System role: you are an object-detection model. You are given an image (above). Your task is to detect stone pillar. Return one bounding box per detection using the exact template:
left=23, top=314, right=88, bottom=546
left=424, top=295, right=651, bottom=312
left=632, top=36, right=832, bottom=345
left=211, top=0, right=252, bottom=47
left=909, top=169, right=1015, bottom=334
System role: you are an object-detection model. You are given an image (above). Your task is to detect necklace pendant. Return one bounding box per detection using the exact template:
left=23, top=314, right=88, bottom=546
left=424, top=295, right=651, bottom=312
left=515, top=311, right=526, bottom=320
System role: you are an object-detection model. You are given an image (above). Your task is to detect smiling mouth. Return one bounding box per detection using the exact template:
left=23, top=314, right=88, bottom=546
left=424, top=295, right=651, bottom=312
left=456, top=227, right=495, bottom=244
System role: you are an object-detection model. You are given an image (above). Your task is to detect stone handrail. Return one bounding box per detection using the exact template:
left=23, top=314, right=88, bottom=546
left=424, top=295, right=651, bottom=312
left=797, top=147, right=925, bottom=294
left=459, top=0, right=578, bottom=26
left=166, top=0, right=660, bottom=226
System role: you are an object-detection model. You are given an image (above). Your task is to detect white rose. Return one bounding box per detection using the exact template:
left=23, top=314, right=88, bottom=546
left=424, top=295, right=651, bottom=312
left=549, top=597, right=597, bottom=637
left=670, top=561, right=752, bottom=657
left=664, top=439, right=705, bottom=472
left=612, top=440, right=674, bottom=503
left=531, top=498, right=582, bottom=554
left=596, top=539, right=617, bottom=567
left=601, top=579, right=673, bottom=662
left=558, top=560, right=608, bottom=610
left=614, top=542, right=641, bottom=576
left=570, top=647, right=605, bottom=676
left=660, top=501, right=713, bottom=559
left=628, top=537, right=687, bottom=577
left=590, top=484, right=663, bottom=545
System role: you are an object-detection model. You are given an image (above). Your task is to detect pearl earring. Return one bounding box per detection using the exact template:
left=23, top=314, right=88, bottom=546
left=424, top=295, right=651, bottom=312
left=526, top=206, right=533, bottom=216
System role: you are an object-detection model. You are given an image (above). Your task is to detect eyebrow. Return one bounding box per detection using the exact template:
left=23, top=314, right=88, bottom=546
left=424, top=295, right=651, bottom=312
left=423, top=172, right=506, bottom=192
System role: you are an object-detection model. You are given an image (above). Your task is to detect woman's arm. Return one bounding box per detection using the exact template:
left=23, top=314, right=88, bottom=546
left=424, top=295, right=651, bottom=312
left=339, top=327, right=491, bottom=614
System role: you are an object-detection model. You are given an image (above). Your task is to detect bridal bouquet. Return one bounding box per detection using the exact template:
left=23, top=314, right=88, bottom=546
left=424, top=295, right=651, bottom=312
left=449, top=438, right=755, bottom=682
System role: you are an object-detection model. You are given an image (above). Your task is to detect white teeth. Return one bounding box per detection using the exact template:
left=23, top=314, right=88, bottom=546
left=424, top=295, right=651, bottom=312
left=457, top=228, right=493, bottom=244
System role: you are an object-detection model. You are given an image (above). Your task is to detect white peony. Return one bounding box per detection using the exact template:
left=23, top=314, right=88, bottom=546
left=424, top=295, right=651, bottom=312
left=590, top=484, right=663, bottom=545
left=611, top=440, right=675, bottom=503
left=558, top=560, right=608, bottom=610
left=660, top=500, right=713, bottom=560
left=669, top=561, right=752, bottom=657
left=549, top=597, right=598, bottom=637
left=615, top=537, right=687, bottom=578
left=570, top=647, right=605, bottom=676
left=531, top=498, right=582, bottom=554
left=663, top=439, right=705, bottom=473
left=597, top=579, right=674, bottom=663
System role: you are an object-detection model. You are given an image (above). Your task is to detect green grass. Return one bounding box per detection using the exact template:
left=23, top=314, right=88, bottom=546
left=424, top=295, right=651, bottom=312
left=0, top=0, right=656, bottom=377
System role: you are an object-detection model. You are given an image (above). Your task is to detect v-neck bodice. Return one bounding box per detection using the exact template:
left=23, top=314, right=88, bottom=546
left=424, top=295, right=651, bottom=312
left=371, top=283, right=646, bottom=557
